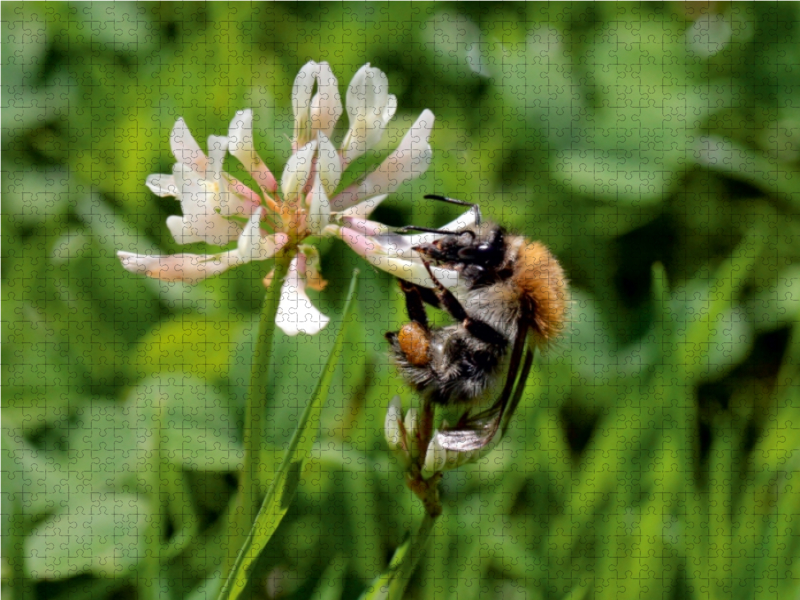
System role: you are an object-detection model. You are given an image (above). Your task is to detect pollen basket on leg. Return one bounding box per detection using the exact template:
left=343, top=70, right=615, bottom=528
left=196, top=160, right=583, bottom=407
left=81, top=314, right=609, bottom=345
left=398, top=322, right=432, bottom=367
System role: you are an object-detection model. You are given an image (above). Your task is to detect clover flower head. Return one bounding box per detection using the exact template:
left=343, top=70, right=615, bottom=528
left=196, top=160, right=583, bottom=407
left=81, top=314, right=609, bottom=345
left=384, top=395, right=501, bottom=479
left=118, top=61, right=435, bottom=335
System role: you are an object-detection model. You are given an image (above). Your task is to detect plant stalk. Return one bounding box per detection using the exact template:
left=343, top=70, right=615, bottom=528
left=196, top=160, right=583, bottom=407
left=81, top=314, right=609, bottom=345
left=226, top=252, right=293, bottom=576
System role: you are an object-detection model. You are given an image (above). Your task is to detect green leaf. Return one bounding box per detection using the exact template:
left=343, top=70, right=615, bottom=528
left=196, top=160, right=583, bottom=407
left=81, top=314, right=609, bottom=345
left=135, top=317, right=245, bottom=382
left=680, top=234, right=762, bottom=383
left=696, top=135, right=800, bottom=207
left=358, top=535, right=410, bottom=600
left=309, top=555, right=348, bottom=600
left=127, top=375, right=243, bottom=472
left=217, top=270, right=359, bottom=600
left=24, top=493, right=151, bottom=580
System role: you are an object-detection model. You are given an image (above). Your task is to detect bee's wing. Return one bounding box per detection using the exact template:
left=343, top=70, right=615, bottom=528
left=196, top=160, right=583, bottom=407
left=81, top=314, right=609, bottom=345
left=437, top=328, right=534, bottom=452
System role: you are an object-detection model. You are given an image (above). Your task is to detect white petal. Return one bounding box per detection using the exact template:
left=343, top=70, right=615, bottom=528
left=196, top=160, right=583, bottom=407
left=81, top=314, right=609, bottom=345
left=227, top=110, right=278, bottom=194
left=166, top=215, right=207, bottom=245
left=237, top=207, right=263, bottom=260
left=275, top=256, right=330, bottom=336
left=292, top=62, right=321, bottom=120
left=228, top=109, right=255, bottom=166
left=205, top=135, right=229, bottom=181
left=421, top=433, right=447, bottom=478
left=310, top=62, right=343, bottom=138
left=173, top=163, right=209, bottom=214
left=343, top=64, right=394, bottom=164
left=364, top=93, right=396, bottom=149
left=170, top=164, right=243, bottom=246
left=306, top=173, right=330, bottom=235
left=146, top=174, right=178, bottom=197
left=292, top=61, right=322, bottom=147
left=281, top=140, right=317, bottom=200
left=316, top=132, right=342, bottom=197
left=117, top=250, right=242, bottom=284
left=170, top=118, right=206, bottom=172
left=333, top=109, right=434, bottom=210
left=339, top=215, right=392, bottom=236
left=384, top=396, right=404, bottom=449
left=359, top=109, right=434, bottom=197
left=261, top=233, right=289, bottom=259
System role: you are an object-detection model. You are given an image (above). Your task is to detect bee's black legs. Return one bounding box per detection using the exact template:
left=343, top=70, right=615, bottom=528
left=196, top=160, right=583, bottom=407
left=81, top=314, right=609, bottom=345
left=398, top=279, right=432, bottom=327
left=419, top=260, right=507, bottom=348
left=423, top=194, right=483, bottom=225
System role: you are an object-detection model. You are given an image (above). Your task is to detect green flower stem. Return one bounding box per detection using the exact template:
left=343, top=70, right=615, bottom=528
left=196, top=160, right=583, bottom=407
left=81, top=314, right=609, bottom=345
left=390, top=512, right=438, bottom=598
left=227, top=252, right=293, bottom=575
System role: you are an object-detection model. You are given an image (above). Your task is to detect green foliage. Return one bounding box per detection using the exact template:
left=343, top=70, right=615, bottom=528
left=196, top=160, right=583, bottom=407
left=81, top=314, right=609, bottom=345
left=4, top=2, right=799, bottom=600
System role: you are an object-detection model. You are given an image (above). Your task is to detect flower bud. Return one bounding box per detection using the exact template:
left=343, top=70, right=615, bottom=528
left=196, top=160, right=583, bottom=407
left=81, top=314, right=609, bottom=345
left=384, top=395, right=403, bottom=450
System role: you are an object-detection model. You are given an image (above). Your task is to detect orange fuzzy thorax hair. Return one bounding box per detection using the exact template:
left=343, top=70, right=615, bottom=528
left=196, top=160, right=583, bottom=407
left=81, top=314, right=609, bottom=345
left=513, top=241, right=569, bottom=344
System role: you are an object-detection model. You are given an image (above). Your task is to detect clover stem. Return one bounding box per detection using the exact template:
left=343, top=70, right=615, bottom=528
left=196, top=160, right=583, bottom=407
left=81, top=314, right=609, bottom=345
left=226, top=250, right=293, bottom=575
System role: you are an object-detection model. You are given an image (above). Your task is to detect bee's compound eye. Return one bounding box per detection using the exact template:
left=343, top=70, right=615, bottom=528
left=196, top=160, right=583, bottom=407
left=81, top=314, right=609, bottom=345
left=398, top=322, right=431, bottom=367
left=458, top=243, right=499, bottom=264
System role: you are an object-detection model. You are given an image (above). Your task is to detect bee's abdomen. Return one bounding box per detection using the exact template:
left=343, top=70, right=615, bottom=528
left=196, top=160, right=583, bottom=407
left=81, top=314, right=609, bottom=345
left=514, top=241, right=568, bottom=343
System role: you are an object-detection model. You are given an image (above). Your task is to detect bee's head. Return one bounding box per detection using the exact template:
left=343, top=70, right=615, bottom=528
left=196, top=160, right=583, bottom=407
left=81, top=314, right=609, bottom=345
left=413, top=224, right=507, bottom=284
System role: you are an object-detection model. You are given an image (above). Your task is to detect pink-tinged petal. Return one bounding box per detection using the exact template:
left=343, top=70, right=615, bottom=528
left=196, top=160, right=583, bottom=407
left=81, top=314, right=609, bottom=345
left=340, top=215, right=391, bottom=236
left=224, top=176, right=265, bottom=214
left=337, top=194, right=389, bottom=220
left=310, top=62, right=343, bottom=139
left=228, top=109, right=278, bottom=193
left=332, top=226, right=461, bottom=290
left=333, top=109, right=434, bottom=210
left=170, top=118, right=207, bottom=173
left=146, top=174, right=178, bottom=197
left=236, top=211, right=289, bottom=261
left=403, top=209, right=477, bottom=247
left=117, top=251, right=242, bottom=284
left=260, top=232, right=289, bottom=259
left=275, top=256, right=330, bottom=336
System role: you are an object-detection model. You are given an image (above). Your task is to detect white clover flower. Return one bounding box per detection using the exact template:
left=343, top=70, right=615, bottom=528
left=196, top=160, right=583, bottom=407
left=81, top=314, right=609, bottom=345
left=118, top=61, right=435, bottom=336
left=385, top=395, right=501, bottom=480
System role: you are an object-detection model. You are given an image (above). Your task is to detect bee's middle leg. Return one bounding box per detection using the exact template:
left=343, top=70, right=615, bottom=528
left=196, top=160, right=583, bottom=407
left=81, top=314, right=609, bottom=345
left=420, top=260, right=507, bottom=348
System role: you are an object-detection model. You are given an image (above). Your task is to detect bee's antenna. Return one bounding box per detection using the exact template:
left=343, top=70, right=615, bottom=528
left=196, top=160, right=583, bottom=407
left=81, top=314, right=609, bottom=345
left=424, top=194, right=482, bottom=225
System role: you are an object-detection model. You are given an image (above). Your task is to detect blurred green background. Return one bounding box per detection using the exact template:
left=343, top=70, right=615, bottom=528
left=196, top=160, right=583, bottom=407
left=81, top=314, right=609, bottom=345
left=3, top=2, right=800, bottom=599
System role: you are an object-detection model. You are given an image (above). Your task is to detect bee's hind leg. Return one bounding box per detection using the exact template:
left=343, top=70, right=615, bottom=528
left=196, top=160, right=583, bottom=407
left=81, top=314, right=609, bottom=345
left=386, top=279, right=439, bottom=369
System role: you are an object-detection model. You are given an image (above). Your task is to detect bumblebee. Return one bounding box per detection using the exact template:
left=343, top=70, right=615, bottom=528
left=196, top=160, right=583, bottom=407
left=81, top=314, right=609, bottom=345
left=386, top=195, right=568, bottom=452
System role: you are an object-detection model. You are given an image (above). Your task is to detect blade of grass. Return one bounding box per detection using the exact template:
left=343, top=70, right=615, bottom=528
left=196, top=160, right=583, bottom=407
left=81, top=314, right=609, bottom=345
left=309, top=555, right=348, bottom=600
left=359, top=512, right=437, bottom=600
left=217, top=270, right=359, bottom=600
